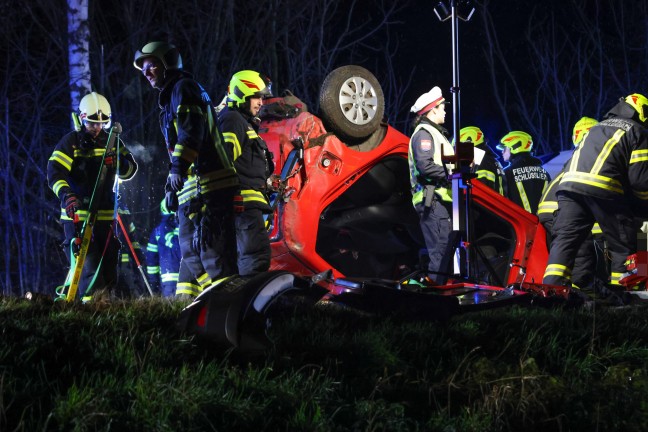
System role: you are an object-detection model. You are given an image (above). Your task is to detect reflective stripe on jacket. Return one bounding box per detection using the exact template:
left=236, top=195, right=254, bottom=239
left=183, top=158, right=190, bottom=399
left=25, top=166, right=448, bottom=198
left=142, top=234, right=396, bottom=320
left=408, top=121, right=453, bottom=204
left=218, top=107, right=272, bottom=212
left=159, top=74, right=239, bottom=204
left=473, top=144, right=505, bottom=195
left=47, top=130, right=137, bottom=219
left=559, top=112, right=648, bottom=200
left=503, top=153, right=549, bottom=214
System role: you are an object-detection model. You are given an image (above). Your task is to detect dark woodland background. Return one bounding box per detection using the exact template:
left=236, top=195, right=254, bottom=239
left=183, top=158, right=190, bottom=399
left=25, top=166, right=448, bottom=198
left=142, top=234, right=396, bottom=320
left=2, top=0, right=647, bottom=295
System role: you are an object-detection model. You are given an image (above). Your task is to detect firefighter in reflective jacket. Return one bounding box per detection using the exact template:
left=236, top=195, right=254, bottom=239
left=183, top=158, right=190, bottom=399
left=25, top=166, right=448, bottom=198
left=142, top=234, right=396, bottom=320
left=537, top=117, right=601, bottom=291
left=218, top=70, right=274, bottom=275
left=47, top=92, right=137, bottom=298
left=408, top=86, right=453, bottom=285
left=544, top=94, right=648, bottom=287
left=116, top=205, right=148, bottom=297
left=134, top=41, right=239, bottom=298
left=497, top=131, right=550, bottom=214
left=459, top=126, right=505, bottom=194
left=146, top=199, right=181, bottom=297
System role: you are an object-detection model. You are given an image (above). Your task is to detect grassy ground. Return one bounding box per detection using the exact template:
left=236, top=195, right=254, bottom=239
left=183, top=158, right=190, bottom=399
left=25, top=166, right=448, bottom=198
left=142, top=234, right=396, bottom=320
left=1, top=293, right=648, bottom=431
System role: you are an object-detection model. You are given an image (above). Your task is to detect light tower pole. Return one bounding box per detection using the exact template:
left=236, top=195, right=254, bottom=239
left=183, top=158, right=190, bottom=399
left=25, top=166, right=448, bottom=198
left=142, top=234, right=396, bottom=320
left=434, top=0, right=476, bottom=280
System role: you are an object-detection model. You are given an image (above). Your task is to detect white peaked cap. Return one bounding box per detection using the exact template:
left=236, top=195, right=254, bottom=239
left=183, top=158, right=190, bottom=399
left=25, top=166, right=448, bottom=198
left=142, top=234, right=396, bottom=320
left=410, top=86, right=448, bottom=114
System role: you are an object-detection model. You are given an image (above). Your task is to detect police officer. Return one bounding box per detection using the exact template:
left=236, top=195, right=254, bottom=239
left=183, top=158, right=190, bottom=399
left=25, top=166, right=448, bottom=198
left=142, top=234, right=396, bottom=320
left=134, top=41, right=239, bottom=298
left=497, top=131, right=550, bottom=214
left=537, top=117, right=599, bottom=291
left=408, top=86, right=454, bottom=285
left=544, top=94, right=648, bottom=288
left=218, top=70, right=274, bottom=275
left=146, top=200, right=181, bottom=297
left=459, top=126, right=505, bottom=194
left=47, top=92, right=137, bottom=299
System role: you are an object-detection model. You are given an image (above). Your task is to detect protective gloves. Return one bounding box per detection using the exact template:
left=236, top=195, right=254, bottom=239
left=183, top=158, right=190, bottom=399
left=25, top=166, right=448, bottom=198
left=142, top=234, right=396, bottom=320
left=103, top=151, right=117, bottom=169
left=233, top=194, right=244, bottom=213
left=167, top=173, right=184, bottom=192
left=164, top=176, right=180, bottom=212
left=62, top=193, right=81, bottom=219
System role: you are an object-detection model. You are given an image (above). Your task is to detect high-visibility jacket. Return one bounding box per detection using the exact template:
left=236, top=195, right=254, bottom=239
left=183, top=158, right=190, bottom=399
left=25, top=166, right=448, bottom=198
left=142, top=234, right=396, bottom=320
left=559, top=102, right=648, bottom=200
left=537, top=166, right=566, bottom=224
left=47, top=129, right=137, bottom=221
left=218, top=106, right=273, bottom=212
left=538, top=164, right=601, bottom=234
left=159, top=72, right=239, bottom=206
left=473, top=143, right=505, bottom=195
left=503, top=153, right=549, bottom=214
left=408, top=118, right=453, bottom=205
left=146, top=214, right=181, bottom=297
left=159, top=71, right=238, bottom=290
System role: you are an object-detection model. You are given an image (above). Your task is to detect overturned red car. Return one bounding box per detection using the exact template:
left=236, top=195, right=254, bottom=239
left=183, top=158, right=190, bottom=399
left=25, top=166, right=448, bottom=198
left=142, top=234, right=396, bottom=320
left=178, top=66, right=621, bottom=350
left=259, top=66, right=554, bottom=295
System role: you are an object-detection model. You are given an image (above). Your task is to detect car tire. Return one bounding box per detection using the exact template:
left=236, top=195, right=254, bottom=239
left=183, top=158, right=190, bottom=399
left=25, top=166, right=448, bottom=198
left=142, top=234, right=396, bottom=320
left=319, top=65, right=385, bottom=141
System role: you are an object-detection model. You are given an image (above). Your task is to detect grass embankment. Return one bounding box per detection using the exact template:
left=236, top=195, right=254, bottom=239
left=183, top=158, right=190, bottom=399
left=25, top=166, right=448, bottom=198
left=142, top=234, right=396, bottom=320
left=1, top=295, right=648, bottom=431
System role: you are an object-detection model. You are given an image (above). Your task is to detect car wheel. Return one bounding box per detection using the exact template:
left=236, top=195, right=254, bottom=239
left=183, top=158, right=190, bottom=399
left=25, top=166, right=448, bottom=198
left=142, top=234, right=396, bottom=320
left=319, top=65, right=385, bottom=141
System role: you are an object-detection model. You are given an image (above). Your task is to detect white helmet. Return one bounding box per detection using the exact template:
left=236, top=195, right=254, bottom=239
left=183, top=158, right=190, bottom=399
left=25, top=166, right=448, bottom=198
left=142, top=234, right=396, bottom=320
left=79, top=92, right=112, bottom=128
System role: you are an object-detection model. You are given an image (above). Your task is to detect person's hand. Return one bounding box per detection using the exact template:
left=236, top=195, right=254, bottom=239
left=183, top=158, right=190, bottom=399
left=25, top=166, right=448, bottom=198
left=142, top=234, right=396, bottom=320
left=62, top=193, right=81, bottom=219
left=164, top=190, right=178, bottom=212
left=167, top=173, right=184, bottom=192
left=104, top=151, right=117, bottom=169
left=233, top=194, right=244, bottom=213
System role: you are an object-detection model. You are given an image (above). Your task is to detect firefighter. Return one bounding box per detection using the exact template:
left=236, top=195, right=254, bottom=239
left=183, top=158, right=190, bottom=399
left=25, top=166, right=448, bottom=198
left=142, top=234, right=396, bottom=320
left=408, top=86, right=454, bottom=285
left=537, top=117, right=600, bottom=291
left=218, top=71, right=274, bottom=275
left=134, top=41, right=239, bottom=298
left=116, top=204, right=148, bottom=297
left=497, top=130, right=550, bottom=214
left=459, top=126, right=505, bottom=194
left=47, top=92, right=137, bottom=298
left=543, top=94, right=648, bottom=288
left=146, top=199, right=181, bottom=297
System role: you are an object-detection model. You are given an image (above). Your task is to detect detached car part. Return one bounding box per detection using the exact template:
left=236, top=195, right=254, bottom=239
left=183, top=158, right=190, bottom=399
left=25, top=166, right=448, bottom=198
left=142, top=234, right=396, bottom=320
left=177, top=271, right=327, bottom=351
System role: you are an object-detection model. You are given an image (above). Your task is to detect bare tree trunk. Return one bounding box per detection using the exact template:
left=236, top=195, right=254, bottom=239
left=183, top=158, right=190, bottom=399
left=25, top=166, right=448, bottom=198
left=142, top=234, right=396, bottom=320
left=67, top=0, right=91, bottom=115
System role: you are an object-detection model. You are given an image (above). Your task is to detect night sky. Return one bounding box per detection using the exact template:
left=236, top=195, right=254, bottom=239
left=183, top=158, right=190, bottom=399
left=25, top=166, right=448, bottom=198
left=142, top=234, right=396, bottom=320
left=394, top=1, right=535, bottom=147
left=395, top=2, right=474, bottom=113
left=392, top=1, right=502, bottom=134
left=391, top=0, right=648, bottom=155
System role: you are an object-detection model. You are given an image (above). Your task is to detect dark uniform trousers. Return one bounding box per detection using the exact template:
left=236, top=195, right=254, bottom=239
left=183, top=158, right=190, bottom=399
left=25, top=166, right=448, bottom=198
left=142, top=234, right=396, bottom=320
left=543, top=218, right=596, bottom=290
left=235, top=208, right=271, bottom=276
left=63, top=221, right=120, bottom=297
left=177, top=197, right=237, bottom=287
left=416, top=199, right=452, bottom=283
left=544, top=190, right=636, bottom=286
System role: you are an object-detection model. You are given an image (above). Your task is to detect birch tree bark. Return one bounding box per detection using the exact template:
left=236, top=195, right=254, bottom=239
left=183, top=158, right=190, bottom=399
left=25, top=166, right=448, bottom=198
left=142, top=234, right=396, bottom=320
left=68, top=0, right=91, bottom=114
